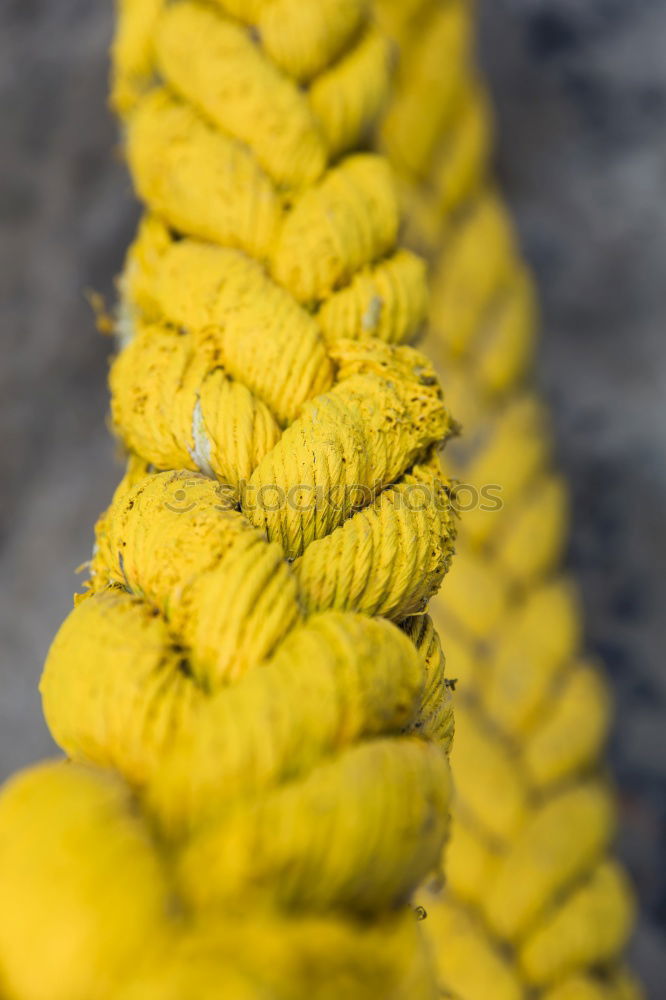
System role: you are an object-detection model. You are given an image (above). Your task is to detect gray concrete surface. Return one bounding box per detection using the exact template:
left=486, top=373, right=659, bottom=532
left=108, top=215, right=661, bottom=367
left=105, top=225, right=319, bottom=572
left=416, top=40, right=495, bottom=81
left=0, top=0, right=664, bottom=992
left=1, top=1, right=136, bottom=775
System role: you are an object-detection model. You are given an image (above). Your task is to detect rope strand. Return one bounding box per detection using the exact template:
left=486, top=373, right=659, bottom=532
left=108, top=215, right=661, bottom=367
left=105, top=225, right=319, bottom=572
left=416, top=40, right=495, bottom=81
left=373, top=1, right=642, bottom=997
left=0, top=2, right=459, bottom=998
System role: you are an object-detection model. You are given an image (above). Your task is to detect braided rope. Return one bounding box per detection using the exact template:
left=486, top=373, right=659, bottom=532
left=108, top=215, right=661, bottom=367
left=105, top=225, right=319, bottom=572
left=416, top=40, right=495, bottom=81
left=0, top=2, right=462, bottom=998
left=374, top=2, right=642, bottom=998
left=0, top=3, right=644, bottom=999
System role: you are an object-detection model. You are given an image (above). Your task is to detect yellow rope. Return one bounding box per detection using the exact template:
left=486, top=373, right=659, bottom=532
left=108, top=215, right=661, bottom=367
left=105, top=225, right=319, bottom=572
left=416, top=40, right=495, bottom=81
left=373, top=1, right=642, bottom=998
left=0, top=2, right=642, bottom=999
left=0, top=2, right=459, bottom=998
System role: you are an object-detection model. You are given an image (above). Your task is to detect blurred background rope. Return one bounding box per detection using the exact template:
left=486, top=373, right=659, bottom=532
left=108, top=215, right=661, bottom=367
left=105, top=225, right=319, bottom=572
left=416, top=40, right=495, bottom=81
left=374, top=1, right=642, bottom=997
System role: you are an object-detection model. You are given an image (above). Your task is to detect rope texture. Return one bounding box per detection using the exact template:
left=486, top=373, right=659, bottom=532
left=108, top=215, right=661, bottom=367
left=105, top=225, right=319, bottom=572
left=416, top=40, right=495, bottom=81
left=0, top=2, right=461, bottom=999
left=373, top=2, right=642, bottom=998
left=0, top=2, right=643, bottom=999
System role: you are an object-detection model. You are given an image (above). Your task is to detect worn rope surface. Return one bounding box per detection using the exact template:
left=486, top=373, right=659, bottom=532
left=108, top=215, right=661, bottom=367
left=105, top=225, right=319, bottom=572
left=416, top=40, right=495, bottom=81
left=0, top=2, right=643, bottom=999
left=374, top=2, right=642, bottom=999
left=0, top=2, right=461, bottom=999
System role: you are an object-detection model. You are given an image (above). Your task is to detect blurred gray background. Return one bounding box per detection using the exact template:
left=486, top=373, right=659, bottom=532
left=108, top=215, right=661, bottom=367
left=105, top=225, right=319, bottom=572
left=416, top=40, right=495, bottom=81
left=1, top=0, right=664, bottom=992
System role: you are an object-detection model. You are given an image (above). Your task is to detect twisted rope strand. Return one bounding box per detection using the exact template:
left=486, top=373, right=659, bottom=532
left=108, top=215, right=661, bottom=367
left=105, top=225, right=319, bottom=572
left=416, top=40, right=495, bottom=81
left=0, top=2, right=461, bottom=998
